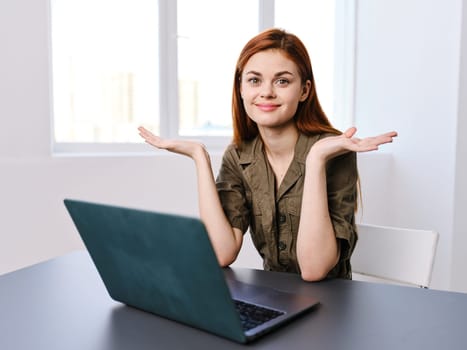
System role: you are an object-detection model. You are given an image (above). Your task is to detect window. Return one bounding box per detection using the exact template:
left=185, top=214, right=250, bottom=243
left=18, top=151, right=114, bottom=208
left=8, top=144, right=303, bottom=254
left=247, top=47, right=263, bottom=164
left=177, top=0, right=258, bottom=137
left=50, top=0, right=355, bottom=153
left=275, top=0, right=336, bottom=125
left=51, top=0, right=160, bottom=146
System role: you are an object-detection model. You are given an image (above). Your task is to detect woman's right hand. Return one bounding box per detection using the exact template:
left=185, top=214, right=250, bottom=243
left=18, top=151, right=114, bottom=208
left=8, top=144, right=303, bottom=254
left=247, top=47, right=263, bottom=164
left=138, top=126, right=207, bottom=160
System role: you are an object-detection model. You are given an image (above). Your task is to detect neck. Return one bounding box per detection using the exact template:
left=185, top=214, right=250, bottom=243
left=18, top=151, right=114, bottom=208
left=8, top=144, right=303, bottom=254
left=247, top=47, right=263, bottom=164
left=260, top=124, right=299, bottom=159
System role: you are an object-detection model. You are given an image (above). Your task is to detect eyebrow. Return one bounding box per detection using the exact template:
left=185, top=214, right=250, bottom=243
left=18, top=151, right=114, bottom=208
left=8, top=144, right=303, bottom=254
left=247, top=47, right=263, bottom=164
left=245, top=70, right=295, bottom=77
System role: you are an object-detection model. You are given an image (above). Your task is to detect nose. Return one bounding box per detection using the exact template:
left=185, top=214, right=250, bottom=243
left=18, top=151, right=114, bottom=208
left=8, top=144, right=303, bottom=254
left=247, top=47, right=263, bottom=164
left=260, top=82, right=276, bottom=98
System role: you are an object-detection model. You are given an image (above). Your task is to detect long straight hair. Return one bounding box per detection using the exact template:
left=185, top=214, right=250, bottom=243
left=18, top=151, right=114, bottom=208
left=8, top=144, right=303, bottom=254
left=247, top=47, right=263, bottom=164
left=231, top=28, right=340, bottom=146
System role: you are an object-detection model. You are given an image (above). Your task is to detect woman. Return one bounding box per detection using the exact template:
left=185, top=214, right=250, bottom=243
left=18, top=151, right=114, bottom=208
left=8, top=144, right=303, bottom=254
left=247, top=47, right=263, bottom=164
left=138, top=28, right=397, bottom=281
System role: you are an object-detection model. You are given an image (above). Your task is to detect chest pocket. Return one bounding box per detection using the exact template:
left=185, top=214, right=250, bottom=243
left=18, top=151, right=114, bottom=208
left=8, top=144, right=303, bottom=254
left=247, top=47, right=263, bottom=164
left=245, top=190, right=267, bottom=255
left=283, top=195, right=302, bottom=238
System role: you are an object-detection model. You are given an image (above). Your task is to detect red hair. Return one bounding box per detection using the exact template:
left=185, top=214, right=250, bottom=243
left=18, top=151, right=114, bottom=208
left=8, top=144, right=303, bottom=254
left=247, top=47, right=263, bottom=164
left=231, top=28, right=340, bottom=146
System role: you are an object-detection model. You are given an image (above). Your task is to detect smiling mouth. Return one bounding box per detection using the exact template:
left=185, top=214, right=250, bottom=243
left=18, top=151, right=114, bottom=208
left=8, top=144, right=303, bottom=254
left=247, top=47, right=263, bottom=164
left=256, top=104, right=280, bottom=112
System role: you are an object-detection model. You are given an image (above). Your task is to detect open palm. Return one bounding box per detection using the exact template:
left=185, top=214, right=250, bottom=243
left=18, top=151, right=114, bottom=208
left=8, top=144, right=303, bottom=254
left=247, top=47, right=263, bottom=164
left=138, top=126, right=206, bottom=158
left=311, top=127, right=398, bottom=161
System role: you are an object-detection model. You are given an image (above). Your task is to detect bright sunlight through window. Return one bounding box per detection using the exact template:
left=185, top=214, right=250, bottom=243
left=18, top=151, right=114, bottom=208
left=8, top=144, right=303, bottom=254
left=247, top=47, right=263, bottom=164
left=50, top=0, right=352, bottom=152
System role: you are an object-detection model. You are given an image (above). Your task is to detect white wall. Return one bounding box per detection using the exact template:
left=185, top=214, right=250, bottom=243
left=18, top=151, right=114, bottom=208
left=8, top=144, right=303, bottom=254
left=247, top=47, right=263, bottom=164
left=452, top=0, right=467, bottom=292
left=1, top=0, right=467, bottom=292
left=354, top=0, right=463, bottom=291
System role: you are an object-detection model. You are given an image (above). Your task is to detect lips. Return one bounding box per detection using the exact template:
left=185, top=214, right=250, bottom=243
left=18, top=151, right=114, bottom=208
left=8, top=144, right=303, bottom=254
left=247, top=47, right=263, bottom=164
left=255, top=103, right=280, bottom=112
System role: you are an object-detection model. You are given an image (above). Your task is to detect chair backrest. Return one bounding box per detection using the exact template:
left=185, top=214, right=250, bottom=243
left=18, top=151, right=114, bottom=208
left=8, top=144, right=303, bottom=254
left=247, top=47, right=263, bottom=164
left=351, top=223, right=439, bottom=288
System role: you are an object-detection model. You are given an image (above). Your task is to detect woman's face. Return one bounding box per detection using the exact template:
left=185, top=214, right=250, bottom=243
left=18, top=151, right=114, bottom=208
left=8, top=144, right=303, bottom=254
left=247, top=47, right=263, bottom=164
left=240, top=49, right=310, bottom=131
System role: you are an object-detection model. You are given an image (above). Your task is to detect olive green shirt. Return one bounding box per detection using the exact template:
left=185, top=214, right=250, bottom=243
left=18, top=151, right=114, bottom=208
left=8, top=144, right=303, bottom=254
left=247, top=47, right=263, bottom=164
left=216, top=133, right=358, bottom=279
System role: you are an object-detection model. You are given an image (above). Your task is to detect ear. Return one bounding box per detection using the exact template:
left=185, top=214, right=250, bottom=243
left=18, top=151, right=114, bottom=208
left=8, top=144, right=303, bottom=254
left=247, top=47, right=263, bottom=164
left=299, top=80, right=312, bottom=102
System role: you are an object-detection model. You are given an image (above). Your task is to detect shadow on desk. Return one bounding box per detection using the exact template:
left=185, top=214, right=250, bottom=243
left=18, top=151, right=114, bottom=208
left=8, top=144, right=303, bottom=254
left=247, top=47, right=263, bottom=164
left=107, top=297, right=323, bottom=349
left=106, top=305, right=225, bottom=349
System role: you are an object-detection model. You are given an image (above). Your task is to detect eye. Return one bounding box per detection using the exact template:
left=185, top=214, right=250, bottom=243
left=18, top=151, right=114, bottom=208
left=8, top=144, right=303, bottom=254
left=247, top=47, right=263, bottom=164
left=275, top=78, right=290, bottom=86
left=247, top=77, right=260, bottom=85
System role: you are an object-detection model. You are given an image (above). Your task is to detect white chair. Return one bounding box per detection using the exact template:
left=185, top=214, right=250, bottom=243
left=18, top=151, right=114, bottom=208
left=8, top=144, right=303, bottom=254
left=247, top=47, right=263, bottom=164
left=351, top=223, right=439, bottom=288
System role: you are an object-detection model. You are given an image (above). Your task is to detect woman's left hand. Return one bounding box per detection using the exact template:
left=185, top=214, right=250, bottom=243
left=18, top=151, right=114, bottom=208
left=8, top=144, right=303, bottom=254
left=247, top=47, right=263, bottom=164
left=308, top=127, right=397, bottom=162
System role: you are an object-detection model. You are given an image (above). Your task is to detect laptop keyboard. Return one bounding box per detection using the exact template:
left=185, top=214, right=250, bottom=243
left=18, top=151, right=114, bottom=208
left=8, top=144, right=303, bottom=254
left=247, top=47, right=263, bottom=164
left=233, top=299, right=284, bottom=331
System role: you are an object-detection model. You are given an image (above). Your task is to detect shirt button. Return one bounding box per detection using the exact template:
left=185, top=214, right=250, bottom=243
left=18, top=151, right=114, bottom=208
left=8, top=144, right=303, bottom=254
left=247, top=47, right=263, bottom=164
left=278, top=241, right=287, bottom=251
left=279, top=214, right=286, bottom=223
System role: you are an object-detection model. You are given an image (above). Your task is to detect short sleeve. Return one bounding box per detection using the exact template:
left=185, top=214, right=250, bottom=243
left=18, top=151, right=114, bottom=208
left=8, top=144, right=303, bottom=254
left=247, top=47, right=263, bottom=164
left=216, top=146, right=250, bottom=234
left=326, top=151, right=358, bottom=261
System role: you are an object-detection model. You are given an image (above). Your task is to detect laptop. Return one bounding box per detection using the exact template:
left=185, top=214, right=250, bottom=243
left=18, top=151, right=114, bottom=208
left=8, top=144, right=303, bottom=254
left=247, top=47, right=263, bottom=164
left=64, top=199, right=319, bottom=343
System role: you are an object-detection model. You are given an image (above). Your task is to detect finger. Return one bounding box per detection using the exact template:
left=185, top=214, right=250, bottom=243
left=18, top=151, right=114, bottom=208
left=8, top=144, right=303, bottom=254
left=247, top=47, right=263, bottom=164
left=384, top=131, right=398, bottom=137
left=138, top=128, right=161, bottom=146
left=376, top=133, right=397, bottom=145
left=137, top=126, right=151, bottom=136
left=343, top=127, right=357, bottom=138
left=138, top=128, right=154, bottom=138
left=356, top=144, right=379, bottom=152
left=376, top=131, right=398, bottom=141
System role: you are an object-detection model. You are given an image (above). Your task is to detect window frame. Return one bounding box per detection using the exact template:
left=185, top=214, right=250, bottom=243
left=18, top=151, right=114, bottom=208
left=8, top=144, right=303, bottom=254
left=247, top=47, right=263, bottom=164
left=50, top=0, right=356, bottom=155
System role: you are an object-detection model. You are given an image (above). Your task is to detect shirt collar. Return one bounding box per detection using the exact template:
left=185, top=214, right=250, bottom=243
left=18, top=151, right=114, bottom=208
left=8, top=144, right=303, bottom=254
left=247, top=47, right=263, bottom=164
left=238, top=132, right=322, bottom=165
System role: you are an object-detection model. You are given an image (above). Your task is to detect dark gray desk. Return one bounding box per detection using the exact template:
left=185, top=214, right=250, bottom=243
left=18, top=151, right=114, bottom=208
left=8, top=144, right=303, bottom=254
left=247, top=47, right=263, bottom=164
left=1, top=251, right=466, bottom=349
